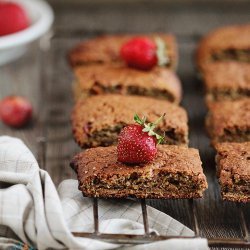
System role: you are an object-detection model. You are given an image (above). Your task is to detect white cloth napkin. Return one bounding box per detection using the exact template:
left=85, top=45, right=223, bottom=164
left=0, top=136, right=209, bottom=250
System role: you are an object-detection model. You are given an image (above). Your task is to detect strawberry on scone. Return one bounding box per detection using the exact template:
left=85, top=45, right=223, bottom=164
left=120, top=37, right=169, bottom=70
left=117, top=114, right=165, bottom=164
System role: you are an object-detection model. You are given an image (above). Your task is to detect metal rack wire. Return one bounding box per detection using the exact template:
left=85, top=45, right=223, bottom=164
left=72, top=198, right=250, bottom=248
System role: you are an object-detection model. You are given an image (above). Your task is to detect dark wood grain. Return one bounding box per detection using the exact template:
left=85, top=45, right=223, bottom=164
left=0, top=2, right=249, bottom=249
left=0, top=43, right=44, bottom=157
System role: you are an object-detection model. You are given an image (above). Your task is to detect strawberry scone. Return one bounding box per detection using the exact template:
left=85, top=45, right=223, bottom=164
left=73, top=64, right=182, bottom=103
left=72, top=95, right=188, bottom=148
left=71, top=145, right=207, bottom=199
left=71, top=114, right=207, bottom=199
left=68, top=34, right=178, bottom=70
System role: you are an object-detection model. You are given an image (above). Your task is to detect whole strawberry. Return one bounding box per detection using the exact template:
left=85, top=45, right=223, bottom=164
left=0, top=2, right=30, bottom=36
left=0, top=96, right=33, bottom=128
left=117, top=114, right=165, bottom=164
left=120, top=37, right=169, bottom=70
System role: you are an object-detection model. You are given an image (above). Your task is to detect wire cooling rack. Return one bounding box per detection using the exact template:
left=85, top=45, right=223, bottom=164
left=71, top=198, right=250, bottom=248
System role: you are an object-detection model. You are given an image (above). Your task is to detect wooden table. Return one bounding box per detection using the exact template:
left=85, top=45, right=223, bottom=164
left=0, top=1, right=249, bottom=249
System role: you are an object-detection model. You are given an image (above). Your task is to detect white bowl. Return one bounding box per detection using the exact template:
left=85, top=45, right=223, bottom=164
left=0, top=0, right=54, bottom=66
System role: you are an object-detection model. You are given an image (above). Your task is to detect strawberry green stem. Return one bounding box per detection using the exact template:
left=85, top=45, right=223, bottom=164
left=134, top=113, right=165, bottom=144
left=155, top=37, right=169, bottom=66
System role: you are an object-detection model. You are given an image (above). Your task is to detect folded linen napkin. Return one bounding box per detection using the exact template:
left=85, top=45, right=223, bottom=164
left=0, top=136, right=209, bottom=250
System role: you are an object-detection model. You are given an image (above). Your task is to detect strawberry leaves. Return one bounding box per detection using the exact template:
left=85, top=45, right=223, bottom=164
left=134, top=113, right=165, bottom=144
left=155, top=37, right=169, bottom=67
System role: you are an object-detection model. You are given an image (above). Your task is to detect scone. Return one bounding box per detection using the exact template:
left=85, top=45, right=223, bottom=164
left=202, top=62, right=250, bottom=103
left=206, top=99, right=250, bottom=145
left=72, top=95, right=188, bottom=148
left=215, top=142, right=250, bottom=203
left=73, top=64, right=182, bottom=103
left=68, top=34, right=178, bottom=70
left=196, top=24, right=250, bottom=70
left=70, top=145, right=208, bottom=199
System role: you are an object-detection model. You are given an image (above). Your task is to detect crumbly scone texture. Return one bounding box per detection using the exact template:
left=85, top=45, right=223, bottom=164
left=72, top=95, right=188, bottom=148
left=73, top=64, right=182, bottom=103
left=202, top=62, right=250, bottom=102
left=70, top=145, right=208, bottom=199
left=196, top=24, right=250, bottom=69
left=206, top=99, right=250, bottom=145
left=68, top=33, right=178, bottom=70
left=215, top=142, right=250, bottom=202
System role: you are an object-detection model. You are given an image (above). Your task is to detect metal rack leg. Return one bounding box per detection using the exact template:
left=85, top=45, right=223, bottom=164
left=189, top=199, right=200, bottom=236
left=93, top=198, right=99, bottom=234
left=237, top=203, right=249, bottom=242
left=141, top=199, right=150, bottom=236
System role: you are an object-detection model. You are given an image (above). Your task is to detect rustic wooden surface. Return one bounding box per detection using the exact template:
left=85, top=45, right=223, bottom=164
left=0, top=2, right=249, bottom=249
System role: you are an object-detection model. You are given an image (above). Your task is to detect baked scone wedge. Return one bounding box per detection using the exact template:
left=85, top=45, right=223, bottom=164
left=196, top=24, right=250, bottom=70
left=70, top=145, right=208, bottom=199
left=206, top=99, right=250, bottom=145
left=72, top=95, right=188, bottom=148
left=73, top=64, right=182, bottom=103
left=215, top=142, right=250, bottom=203
left=202, top=62, right=250, bottom=103
left=68, top=34, right=178, bottom=70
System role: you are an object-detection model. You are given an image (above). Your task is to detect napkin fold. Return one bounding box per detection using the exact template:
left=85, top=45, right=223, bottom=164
left=0, top=136, right=209, bottom=249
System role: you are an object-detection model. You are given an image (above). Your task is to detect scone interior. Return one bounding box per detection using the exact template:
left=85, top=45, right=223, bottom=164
left=210, top=49, right=250, bottom=63
left=74, top=80, right=179, bottom=103
left=71, top=145, right=208, bottom=199
left=215, top=142, right=250, bottom=202
left=73, top=65, right=182, bottom=103
left=206, top=88, right=250, bottom=103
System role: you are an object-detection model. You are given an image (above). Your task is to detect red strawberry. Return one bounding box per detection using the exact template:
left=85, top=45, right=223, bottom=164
left=117, top=114, right=165, bottom=164
left=0, top=96, right=33, bottom=128
left=0, top=2, right=30, bottom=36
left=120, top=37, right=169, bottom=70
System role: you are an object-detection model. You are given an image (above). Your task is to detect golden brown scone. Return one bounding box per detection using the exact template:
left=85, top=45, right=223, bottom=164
left=206, top=99, right=250, bottom=145
left=72, top=95, right=188, bottom=148
left=70, top=145, right=208, bottom=199
left=215, top=142, right=250, bottom=203
left=196, top=24, right=250, bottom=70
left=202, top=62, right=250, bottom=103
left=73, top=64, right=182, bottom=103
left=68, top=34, right=178, bottom=70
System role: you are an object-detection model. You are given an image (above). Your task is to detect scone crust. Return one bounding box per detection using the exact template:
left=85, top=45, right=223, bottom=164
left=68, top=33, right=178, bottom=70
left=215, top=142, right=250, bottom=202
left=203, top=62, right=250, bottom=102
left=196, top=24, right=250, bottom=69
left=206, top=99, right=250, bottom=145
left=72, top=95, right=188, bottom=148
left=73, top=65, right=182, bottom=103
left=71, top=145, right=208, bottom=199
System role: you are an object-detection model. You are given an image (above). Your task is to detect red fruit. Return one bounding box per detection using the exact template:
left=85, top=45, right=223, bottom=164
left=0, top=96, right=33, bottom=128
left=117, top=124, right=157, bottom=164
left=120, top=37, right=157, bottom=70
left=0, top=2, right=30, bottom=36
left=117, top=114, right=165, bottom=164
